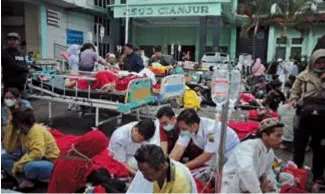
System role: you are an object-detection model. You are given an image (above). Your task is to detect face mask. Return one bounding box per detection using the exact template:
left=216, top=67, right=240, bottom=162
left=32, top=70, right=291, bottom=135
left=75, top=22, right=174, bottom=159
left=180, top=131, right=192, bottom=138
left=163, top=124, right=174, bottom=132
left=312, top=68, right=325, bottom=73
left=4, top=99, right=16, bottom=107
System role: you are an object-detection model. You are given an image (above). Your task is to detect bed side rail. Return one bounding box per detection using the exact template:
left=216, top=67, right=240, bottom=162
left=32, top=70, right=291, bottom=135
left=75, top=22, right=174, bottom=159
left=117, top=78, right=155, bottom=113
left=158, top=74, right=186, bottom=101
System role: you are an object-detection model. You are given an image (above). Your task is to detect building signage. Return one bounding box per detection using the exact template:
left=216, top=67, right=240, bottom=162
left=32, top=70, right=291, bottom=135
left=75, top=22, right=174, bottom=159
left=114, top=3, right=221, bottom=18
left=128, top=0, right=230, bottom=4
left=66, top=29, right=84, bottom=45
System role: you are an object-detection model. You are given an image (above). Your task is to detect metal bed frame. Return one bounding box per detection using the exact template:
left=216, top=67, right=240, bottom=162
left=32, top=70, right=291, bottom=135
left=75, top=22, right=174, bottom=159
left=26, top=72, right=155, bottom=127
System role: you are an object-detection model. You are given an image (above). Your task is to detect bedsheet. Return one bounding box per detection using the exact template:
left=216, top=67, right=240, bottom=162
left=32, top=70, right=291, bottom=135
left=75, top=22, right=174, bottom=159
left=228, top=121, right=259, bottom=139
left=49, top=129, right=128, bottom=177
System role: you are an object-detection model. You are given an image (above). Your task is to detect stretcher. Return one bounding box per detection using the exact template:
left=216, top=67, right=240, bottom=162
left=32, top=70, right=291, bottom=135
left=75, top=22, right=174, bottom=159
left=25, top=71, right=155, bottom=127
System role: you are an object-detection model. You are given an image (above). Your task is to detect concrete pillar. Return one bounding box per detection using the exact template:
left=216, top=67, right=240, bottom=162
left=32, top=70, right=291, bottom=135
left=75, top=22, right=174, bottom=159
left=230, top=28, right=237, bottom=59
left=40, top=4, right=48, bottom=57
left=199, top=16, right=207, bottom=60
left=267, top=26, right=275, bottom=63
left=230, top=0, right=238, bottom=59
left=307, top=29, right=314, bottom=56
left=128, top=18, right=133, bottom=43
left=212, top=16, right=221, bottom=52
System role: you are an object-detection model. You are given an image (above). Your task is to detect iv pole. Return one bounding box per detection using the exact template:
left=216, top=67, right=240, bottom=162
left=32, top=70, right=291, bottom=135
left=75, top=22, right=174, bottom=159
left=215, top=62, right=232, bottom=193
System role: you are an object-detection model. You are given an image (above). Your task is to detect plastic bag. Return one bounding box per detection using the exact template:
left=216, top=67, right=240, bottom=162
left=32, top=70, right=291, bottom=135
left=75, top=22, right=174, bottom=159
left=183, top=86, right=201, bottom=110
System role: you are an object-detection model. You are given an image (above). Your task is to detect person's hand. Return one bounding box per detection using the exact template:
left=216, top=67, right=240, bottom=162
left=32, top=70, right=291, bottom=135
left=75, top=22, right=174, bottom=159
left=11, top=167, right=18, bottom=176
left=288, top=99, right=297, bottom=108
left=29, top=68, right=36, bottom=74
left=260, top=174, right=274, bottom=193
left=320, top=72, right=325, bottom=81
left=6, top=107, right=13, bottom=123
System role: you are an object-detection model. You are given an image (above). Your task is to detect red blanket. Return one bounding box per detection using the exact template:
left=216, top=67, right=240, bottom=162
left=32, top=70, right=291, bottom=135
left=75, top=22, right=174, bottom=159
left=228, top=121, right=259, bottom=139
left=50, top=129, right=128, bottom=178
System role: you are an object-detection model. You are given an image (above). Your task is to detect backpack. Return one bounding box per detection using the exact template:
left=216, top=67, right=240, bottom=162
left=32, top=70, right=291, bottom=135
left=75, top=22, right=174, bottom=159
left=183, top=86, right=201, bottom=110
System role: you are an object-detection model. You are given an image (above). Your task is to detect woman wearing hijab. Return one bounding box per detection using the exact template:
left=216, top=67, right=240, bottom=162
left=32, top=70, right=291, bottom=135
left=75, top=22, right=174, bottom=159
left=251, top=58, right=266, bottom=86
left=290, top=49, right=325, bottom=186
left=67, top=44, right=79, bottom=73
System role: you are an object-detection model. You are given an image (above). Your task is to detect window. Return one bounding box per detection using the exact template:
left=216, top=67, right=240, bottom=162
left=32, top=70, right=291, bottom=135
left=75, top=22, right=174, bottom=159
left=275, top=47, right=286, bottom=60
left=94, top=42, right=110, bottom=57
left=93, top=16, right=110, bottom=36
left=94, top=0, right=108, bottom=8
left=291, top=47, right=302, bottom=57
left=291, top=38, right=303, bottom=44
left=276, top=37, right=287, bottom=44
left=121, top=0, right=127, bottom=4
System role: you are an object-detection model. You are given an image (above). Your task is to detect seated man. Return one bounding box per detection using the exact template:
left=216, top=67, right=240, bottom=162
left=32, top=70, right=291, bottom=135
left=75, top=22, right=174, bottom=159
left=221, top=118, right=283, bottom=193
left=170, top=109, right=240, bottom=170
left=2, top=108, right=59, bottom=190
left=252, top=79, right=267, bottom=99
left=127, top=144, right=197, bottom=193
left=108, top=119, right=156, bottom=176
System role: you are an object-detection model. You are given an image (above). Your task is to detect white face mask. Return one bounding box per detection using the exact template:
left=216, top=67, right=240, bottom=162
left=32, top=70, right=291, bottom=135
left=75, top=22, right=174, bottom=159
left=163, top=124, right=174, bottom=132
left=4, top=99, right=16, bottom=107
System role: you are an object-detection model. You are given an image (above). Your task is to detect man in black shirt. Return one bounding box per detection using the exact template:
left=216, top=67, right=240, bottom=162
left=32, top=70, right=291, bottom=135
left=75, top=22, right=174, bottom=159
left=123, top=43, right=144, bottom=73
left=2, top=32, right=35, bottom=92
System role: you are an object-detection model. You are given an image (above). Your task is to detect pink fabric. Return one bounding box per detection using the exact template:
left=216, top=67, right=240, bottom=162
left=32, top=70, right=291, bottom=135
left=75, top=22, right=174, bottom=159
left=252, top=58, right=265, bottom=76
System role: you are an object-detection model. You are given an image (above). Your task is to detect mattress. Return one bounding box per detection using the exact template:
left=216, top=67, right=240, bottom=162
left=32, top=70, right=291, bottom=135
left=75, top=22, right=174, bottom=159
left=31, top=76, right=126, bottom=102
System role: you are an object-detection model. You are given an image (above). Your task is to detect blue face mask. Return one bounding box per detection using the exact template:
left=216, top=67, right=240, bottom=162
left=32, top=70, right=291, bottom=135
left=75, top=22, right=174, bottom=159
left=180, top=131, right=192, bottom=138
left=163, top=124, right=174, bottom=132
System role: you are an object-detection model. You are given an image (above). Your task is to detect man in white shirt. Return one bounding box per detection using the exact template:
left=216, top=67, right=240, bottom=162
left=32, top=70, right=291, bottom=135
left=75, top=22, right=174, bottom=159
left=221, top=118, right=284, bottom=193
left=108, top=119, right=156, bottom=176
left=170, top=109, right=240, bottom=170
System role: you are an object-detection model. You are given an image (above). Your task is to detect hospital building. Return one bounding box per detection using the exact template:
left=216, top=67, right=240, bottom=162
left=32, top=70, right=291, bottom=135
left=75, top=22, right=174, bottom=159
left=2, top=0, right=325, bottom=63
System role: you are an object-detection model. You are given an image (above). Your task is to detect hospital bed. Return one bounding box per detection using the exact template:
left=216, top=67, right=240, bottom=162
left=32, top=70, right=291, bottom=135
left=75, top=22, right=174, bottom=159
left=154, top=74, right=186, bottom=109
left=25, top=71, right=155, bottom=127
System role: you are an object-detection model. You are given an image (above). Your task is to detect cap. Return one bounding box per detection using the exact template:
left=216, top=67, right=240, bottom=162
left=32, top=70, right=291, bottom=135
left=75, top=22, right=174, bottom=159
left=259, top=118, right=284, bottom=132
left=7, top=32, right=20, bottom=40
left=277, top=58, right=283, bottom=62
left=109, top=54, right=116, bottom=58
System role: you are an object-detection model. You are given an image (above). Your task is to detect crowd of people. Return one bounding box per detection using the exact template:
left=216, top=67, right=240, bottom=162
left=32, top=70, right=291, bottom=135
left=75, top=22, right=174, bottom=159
left=1, top=30, right=325, bottom=193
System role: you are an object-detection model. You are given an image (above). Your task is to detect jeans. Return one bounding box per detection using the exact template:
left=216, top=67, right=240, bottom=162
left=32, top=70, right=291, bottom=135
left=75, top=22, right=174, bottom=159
left=1, top=153, right=54, bottom=180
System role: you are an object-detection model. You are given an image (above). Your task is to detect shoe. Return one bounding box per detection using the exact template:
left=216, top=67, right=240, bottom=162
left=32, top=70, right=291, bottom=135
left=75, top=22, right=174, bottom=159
left=315, top=179, right=325, bottom=189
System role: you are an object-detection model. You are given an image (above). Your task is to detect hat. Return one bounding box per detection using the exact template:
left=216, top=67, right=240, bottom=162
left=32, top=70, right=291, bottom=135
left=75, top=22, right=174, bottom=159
left=7, top=32, right=20, bottom=40
left=277, top=58, right=283, bottom=62
left=109, top=54, right=115, bottom=58
left=259, top=118, right=284, bottom=132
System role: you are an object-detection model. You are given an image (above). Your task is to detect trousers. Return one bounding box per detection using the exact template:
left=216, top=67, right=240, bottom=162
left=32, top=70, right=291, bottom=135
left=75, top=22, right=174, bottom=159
left=293, top=112, right=325, bottom=180
left=1, top=153, right=54, bottom=180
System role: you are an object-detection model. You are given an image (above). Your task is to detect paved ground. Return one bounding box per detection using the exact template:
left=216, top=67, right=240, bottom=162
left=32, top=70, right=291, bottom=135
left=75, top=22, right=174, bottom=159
left=2, top=99, right=314, bottom=192
left=31, top=99, right=313, bottom=167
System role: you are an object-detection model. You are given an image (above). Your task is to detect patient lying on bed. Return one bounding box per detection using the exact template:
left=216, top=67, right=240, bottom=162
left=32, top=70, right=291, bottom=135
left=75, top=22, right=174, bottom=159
left=65, top=70, right=147, bottom=92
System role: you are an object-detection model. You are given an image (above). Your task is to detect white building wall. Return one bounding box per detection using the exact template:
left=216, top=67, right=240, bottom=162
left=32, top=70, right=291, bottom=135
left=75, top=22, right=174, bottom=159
left=24, top=3, right=41, bottom=54
left=46, top=5, right=94, bottom=58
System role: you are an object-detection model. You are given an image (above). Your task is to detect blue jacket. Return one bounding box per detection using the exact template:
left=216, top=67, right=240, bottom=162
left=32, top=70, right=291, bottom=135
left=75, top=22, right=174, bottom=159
left=124, top=52, right=144, bottom=73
